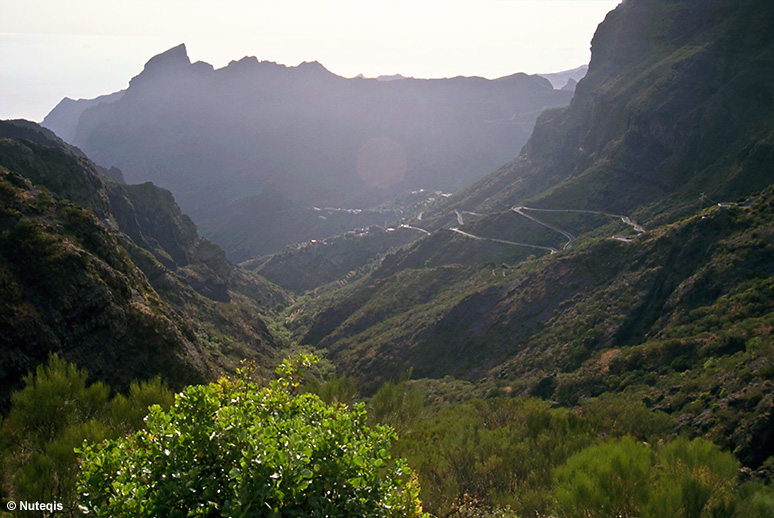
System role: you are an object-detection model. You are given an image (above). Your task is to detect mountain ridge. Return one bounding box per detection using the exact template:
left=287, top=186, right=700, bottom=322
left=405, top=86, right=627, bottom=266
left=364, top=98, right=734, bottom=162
left=410, top=0, right=773, bottom=236
left=42, top=45, right=574, bottom=259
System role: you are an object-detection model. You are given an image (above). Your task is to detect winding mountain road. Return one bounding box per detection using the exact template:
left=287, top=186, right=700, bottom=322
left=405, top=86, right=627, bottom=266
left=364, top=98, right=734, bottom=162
left=312, top=201, right=644, bottom=260
left=514, top=206, right=645, bottom=233
left=399, top=224, right=431, bottom=235
left=512, top=206, right=576, bottom=250
left=509, top=206, right=645, bottom=250
left=440, top=204, right=644, bottom=255
left=450, top=227, right=559, bottom=254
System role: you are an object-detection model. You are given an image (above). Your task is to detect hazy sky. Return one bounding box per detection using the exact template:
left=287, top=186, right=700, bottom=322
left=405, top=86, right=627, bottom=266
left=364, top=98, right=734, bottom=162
left=1, top=0, right=620, bottom=122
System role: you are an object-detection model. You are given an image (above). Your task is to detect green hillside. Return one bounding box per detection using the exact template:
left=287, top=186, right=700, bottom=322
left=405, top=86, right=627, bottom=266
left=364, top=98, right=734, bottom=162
left=0, top=121, right=290, bottom=411
left=418, top=0, right=773, bottom=228
left=286, top=0, right=774, bottom=473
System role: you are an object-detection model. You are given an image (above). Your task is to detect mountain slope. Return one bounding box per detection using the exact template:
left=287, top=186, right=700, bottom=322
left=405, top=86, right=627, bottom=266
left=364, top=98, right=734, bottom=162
left=286, top=0, right=774, bottom=468
left=418, top=0, right=774, bottom=230
left=0, top=120, right=290, bottom=410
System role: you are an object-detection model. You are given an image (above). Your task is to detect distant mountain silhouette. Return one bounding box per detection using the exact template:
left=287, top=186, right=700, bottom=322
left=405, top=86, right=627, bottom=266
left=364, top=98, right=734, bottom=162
left=560, top=78, right=578, bottom=92
left=42, top=91, right=125, bottom=144
left=538, top=65, right=588, bottom=90
left=43, top=45, right=572, bottom=258
left=376, top=74, right=409, bottom=81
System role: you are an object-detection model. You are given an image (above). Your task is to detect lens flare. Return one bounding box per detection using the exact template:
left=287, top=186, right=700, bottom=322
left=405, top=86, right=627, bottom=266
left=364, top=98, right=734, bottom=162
left=356, top=136, right=407, bottom=189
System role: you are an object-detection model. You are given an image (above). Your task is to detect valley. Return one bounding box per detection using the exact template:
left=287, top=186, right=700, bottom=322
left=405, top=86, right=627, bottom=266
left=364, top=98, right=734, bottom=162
left=2, top=0, right=774, bottom=516
left=42, top=47, right=574, bottom=261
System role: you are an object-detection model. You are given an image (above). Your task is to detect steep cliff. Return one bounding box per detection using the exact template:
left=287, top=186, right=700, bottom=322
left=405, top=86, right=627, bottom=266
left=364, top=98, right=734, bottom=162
left=424, top=0, right=774, bottom=225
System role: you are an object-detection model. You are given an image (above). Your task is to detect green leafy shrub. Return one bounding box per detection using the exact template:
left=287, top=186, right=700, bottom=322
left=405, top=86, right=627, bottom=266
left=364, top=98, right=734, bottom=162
left=580, top=394, right=676, bottom=442
left=369, top=377, right=426, bottom=435
left=395, top=397, right=595, bottom=517
left=108, top=376, right=176, bottom=434
left=735, top=482, right=774, bottom=518
left=304, top=374, right=359, bottom=406
left=77, top=355, right=428, bottom=517
left=553, top=436, right=764, bottom=518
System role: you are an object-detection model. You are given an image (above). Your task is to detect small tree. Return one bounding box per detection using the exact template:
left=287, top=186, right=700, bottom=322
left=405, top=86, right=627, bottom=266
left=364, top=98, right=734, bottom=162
left=1, top=354, right=112, bottom=515
left=643, top=437, right=739, bottom=518
left=0, top=354, right=174, bottom=516
left=369, top=378, right=425, bottom=435
left=554, top=437, right=652, bottom=518
left=108, top=376, right=175, bottom=434
left=77, top=355, right=428, bottom=517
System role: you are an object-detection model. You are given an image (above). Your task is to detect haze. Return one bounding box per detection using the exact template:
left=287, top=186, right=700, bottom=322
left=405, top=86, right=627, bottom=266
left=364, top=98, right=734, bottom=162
left=1, top=0, right=619, bottom=122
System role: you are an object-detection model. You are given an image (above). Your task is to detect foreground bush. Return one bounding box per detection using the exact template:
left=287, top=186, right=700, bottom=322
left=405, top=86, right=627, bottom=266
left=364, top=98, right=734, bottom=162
left=0, top=354, right=172, bottom=516
left=77, top=356, right=428, bottom=517
left=554, top=436, right=766, bottom=518
left=554, top=437, right=651, bottom=518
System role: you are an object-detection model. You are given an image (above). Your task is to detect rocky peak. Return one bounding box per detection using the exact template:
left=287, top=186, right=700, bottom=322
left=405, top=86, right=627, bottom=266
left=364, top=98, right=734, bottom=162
left=586, top=0, right=726, bottom=79
left=141, top=43, right=191, bottom=74
left=297, top=60, right=329, bottom=72
left=560, top=78, right=578, bottom=92
left=128, top=43, right=200, bottom=91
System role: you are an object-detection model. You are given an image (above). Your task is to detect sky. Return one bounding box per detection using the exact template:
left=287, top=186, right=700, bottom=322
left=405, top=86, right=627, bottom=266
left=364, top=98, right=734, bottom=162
left=1, top=0, right=620, bottom=122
